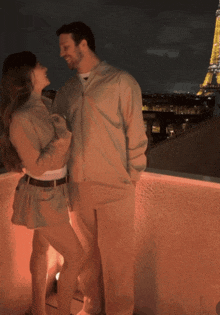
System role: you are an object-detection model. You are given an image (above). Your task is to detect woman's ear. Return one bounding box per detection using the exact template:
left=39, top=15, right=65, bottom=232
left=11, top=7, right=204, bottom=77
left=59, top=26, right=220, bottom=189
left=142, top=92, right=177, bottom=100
left=30, top=70, right=35, bottom=87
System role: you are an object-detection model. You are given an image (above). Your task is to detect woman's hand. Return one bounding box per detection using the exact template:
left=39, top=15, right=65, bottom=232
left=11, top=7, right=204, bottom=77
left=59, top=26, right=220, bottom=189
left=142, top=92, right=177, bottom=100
left=50, top=114, right=72, bottom=139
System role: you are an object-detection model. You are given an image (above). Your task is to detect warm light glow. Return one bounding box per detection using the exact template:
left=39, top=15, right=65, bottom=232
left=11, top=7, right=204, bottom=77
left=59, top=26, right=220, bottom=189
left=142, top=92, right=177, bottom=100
left=55, top=272, right=60, bottom=281
left=203, top=72, right=213, bottom=86
left=210, top=17, right=220, bottom=65
left=197, top=3, right=220, bottom=95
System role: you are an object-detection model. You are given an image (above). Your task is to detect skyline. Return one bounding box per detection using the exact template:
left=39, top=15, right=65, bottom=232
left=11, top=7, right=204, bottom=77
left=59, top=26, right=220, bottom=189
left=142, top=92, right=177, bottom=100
left=0, top=0, right=220, bottom=94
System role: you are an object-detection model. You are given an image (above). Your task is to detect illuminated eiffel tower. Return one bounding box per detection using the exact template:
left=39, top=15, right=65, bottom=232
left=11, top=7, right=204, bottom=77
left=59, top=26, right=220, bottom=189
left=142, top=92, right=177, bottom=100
left=197, top=0, right=220, bottom=95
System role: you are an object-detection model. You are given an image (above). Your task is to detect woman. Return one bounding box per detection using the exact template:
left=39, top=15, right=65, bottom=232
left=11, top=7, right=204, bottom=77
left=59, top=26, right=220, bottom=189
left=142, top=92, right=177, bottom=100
left=0, top=51, right=83, bottom=315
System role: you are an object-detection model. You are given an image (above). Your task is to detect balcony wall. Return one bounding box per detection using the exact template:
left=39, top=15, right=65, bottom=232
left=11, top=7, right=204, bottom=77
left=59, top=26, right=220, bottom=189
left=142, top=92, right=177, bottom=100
left=0, top=172, right=62, bottom=315
left=134, top=169, right=220, bottom=315
left=1, top=170, right=220, bottom=315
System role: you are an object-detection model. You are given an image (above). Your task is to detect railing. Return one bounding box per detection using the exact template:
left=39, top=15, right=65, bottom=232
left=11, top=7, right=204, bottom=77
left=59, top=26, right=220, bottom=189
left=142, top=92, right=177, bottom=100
left=1, top=170, right=220, bottom=315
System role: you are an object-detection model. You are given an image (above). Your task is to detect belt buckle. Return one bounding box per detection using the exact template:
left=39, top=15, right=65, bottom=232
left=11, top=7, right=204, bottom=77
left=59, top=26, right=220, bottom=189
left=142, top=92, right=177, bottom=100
left=54, top=179, right=57, bottom=187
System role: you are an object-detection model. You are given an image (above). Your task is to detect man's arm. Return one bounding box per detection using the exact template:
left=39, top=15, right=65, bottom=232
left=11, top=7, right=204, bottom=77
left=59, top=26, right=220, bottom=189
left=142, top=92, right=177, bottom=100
left=119, top=72, right=148, bottom=184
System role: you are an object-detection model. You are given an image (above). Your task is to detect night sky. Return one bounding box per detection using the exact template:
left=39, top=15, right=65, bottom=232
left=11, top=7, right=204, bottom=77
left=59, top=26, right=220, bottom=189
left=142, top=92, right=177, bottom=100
left=0, top=0, right=219, bottom=94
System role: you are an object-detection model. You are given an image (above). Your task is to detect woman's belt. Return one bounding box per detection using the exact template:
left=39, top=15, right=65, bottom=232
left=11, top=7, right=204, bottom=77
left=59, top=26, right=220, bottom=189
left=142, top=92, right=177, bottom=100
left=24, top=174, right=69, bottom=187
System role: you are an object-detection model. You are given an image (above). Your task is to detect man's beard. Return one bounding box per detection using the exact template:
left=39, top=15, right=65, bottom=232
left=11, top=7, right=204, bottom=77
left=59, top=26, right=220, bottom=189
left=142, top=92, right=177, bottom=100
left=67, top=51, right=83, bottom=70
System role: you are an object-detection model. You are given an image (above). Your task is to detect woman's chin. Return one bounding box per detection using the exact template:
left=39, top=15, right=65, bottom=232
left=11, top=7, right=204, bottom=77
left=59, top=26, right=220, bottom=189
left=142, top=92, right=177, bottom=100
left=45, top=81, right=51, bottom=88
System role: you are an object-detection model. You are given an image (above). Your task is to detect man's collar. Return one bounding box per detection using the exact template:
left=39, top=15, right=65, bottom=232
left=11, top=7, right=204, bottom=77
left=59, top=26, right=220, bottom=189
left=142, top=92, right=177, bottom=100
left=77, top=60, right=106, bottom=76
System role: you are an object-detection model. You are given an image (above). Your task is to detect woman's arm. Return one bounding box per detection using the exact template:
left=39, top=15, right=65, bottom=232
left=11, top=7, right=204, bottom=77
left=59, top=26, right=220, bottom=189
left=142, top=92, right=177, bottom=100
left=10, top=114, right=71, bottom=176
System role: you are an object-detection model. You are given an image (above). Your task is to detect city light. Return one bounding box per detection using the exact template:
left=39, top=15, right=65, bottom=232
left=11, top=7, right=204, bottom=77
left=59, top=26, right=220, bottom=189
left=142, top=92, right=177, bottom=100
left=197, top=1, right=220, bottom=95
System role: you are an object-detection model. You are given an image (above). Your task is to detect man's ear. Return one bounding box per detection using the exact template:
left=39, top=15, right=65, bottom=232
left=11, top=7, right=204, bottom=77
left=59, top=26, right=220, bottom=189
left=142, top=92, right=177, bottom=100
left=79, top=39, right=88, bottom=51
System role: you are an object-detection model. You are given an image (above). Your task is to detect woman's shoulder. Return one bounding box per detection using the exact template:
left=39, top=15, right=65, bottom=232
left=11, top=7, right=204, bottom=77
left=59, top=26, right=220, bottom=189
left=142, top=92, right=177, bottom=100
left=11, top=105, right=33, bottom=128
left=9, top=111, right=30, bottom=144
left=14, top=94, right=44, bottom=117
left=10, top=113, right=28, bottom=133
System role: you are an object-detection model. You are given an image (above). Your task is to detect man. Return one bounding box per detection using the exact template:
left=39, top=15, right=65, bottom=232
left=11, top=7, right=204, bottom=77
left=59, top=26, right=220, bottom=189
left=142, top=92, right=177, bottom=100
left=53, top=21, right=148, bottom=315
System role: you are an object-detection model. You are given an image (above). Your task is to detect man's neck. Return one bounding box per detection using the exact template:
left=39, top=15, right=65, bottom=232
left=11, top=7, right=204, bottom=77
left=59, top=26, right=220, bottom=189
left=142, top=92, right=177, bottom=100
left=77, top=53, right=101, bottom=74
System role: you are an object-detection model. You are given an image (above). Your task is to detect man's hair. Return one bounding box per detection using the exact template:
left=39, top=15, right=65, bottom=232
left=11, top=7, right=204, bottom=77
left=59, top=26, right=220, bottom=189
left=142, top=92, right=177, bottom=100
left=56, top=21, right=96, bottom=52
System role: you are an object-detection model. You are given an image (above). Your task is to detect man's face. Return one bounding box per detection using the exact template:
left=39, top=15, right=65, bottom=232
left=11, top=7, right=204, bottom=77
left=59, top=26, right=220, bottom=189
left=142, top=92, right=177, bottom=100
left=59, top=33, right=83, bottom=70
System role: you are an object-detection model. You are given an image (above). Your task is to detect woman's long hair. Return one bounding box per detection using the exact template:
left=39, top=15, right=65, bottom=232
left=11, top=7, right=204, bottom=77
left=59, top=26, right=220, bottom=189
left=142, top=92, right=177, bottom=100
left=0, top=51, right=37, bottom=172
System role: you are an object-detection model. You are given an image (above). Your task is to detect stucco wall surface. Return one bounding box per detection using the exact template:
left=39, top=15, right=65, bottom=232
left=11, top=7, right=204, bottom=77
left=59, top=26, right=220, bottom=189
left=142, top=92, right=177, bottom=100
left=1, top=171, right=220, bottom=315
left=135, top=171, right=220, bottom=315
left=0, top=172, right=61, bottom=315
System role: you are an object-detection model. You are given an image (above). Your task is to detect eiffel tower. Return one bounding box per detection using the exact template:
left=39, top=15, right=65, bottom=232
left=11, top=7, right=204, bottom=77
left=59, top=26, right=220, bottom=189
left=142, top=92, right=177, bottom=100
left=197, top=0, right=220, bottom=95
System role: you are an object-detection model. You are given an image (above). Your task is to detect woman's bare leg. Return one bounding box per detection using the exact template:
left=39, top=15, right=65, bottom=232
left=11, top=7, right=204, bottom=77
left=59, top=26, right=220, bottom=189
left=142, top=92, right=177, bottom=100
left=30, top=230, right=50, bottom=315
left=39, top=223, right=84, bottom=315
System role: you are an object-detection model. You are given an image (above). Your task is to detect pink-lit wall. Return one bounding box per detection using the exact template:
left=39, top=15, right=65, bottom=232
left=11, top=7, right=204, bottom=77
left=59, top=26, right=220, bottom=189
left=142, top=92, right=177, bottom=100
left=0, top=172, right=62, bottom=315
left=134, top=171, right=220, bottom=315
left=1, top=171, right=220, bottom=315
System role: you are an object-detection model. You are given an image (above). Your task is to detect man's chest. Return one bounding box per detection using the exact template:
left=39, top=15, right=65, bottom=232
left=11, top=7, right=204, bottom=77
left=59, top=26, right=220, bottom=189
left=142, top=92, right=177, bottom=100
left=68, top=80, right=122, bottom=123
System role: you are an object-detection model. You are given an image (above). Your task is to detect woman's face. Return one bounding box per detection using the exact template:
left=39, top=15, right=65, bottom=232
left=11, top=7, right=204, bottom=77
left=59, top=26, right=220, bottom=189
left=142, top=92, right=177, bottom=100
left=31, top=62, right=50, bottom=93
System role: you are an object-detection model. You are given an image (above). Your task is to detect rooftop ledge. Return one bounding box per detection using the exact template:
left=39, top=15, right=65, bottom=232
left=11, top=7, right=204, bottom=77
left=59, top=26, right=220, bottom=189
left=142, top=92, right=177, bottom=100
left=1, top=170, right=220, bottom=315
left=147, top=167, right=220, bottom=185
left=1, top=166, right=220, bottom=184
